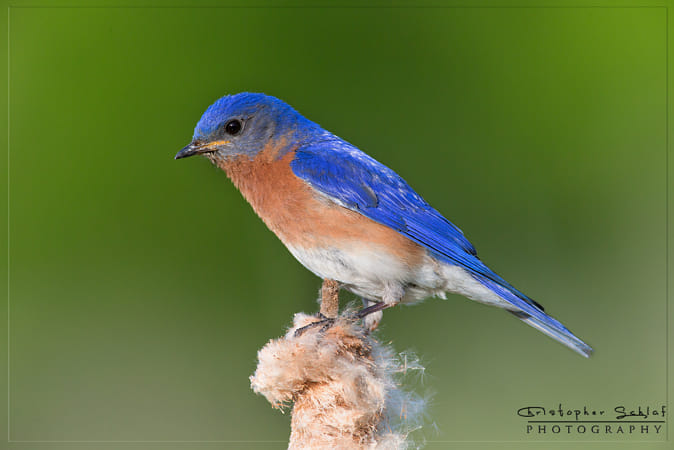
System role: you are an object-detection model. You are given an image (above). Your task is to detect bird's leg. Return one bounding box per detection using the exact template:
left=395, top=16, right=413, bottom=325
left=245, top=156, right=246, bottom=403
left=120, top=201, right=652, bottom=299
left=359, top=301, right=392, bottom=332
left=361, top=300, right=401, bottom=332
left=294, top=279, right=340, bottom=337
left=359, top=299, right=382, bottom=332
left=359, top=283, right=402, bottom=332
left=357, top=301, right=392, bottom=319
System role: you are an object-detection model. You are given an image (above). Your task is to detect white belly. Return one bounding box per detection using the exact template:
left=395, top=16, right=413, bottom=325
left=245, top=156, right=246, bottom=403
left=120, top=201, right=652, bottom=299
left=286, top=243, right=509, bottom=308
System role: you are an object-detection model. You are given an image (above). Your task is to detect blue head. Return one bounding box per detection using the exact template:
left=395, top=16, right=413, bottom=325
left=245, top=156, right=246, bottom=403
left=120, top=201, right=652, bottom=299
left=175, top=93, right=321, bottom=161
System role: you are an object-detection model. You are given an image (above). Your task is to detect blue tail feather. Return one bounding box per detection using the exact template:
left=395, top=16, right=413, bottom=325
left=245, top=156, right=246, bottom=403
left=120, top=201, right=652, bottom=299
left=477, top=276, right=593, bottom=358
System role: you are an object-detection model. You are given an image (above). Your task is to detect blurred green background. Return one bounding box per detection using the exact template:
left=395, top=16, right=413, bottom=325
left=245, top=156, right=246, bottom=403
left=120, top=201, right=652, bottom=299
left=1, top=1, right=670, bottom=449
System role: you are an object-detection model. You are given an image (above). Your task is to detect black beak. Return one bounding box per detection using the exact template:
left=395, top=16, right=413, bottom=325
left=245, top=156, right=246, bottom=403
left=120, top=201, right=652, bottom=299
left=174, top=142, right=212, bottom=160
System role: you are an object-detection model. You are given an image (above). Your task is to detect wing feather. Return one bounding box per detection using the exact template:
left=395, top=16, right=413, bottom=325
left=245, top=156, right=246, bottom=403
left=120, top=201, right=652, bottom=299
left=289, top=137, right=592, bottom=357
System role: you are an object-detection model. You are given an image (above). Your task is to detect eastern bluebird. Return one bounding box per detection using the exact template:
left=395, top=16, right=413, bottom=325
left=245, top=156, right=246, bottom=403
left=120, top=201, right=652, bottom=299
left=175, top=93, right=593, bottom=357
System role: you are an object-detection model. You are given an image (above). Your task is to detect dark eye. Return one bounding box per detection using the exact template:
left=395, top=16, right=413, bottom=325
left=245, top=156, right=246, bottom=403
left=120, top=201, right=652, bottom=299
left=224, top=119, right=242, bottom=135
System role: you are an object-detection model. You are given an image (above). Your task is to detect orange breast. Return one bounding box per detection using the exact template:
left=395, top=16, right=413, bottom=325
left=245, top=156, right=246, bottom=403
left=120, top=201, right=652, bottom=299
left=215, top=144, right=425, bottom=268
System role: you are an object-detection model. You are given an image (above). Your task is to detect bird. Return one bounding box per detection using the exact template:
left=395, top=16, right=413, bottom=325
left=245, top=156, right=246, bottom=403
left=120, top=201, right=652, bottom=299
left=175, top=92, right=593, bottom=357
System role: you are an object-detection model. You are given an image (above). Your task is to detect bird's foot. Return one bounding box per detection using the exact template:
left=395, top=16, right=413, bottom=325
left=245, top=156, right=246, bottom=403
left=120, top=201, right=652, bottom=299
left=294, top=313, right=336, bottom=337
left=357, top=301, right=395, bottom=333
left=362, top=310, right=383, bottom=332
left=357, top=301, right=390, bottom=319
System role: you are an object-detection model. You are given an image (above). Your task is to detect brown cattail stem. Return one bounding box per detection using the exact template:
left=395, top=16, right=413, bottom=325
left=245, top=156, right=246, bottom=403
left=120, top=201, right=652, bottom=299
left=320, top=278, right=340, bottom=318
left=250, top=311, right=426, bottom=449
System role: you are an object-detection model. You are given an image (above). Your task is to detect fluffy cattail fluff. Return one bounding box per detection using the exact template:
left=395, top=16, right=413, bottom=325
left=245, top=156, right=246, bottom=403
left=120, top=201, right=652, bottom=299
left=250, top=311, right=427, bottom=449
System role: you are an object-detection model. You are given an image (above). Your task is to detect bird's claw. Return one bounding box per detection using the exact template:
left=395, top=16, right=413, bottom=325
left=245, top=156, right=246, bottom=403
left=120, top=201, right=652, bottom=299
left=294, top=313, right=336, bottom=337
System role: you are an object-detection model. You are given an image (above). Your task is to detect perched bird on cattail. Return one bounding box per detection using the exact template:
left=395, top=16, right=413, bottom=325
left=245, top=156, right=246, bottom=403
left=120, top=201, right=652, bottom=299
left=175, top=92, right=592, bottom=357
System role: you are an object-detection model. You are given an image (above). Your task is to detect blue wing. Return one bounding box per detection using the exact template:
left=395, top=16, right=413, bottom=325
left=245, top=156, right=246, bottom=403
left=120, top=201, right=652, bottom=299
left=291, top=136, right=514, bottom=289
left=290, top=136, right=592, bottom=357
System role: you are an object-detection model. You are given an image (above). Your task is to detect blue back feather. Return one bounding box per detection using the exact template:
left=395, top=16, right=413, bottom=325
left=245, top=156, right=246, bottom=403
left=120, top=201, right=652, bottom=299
left=290, top=134, right=591, bottom=354
left=291, top=136, right=477, bottom=256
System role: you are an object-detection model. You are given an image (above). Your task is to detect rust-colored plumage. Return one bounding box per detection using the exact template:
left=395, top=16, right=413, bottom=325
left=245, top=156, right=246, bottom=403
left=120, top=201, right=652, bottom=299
left=214, top=141, right=426, bottom=268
